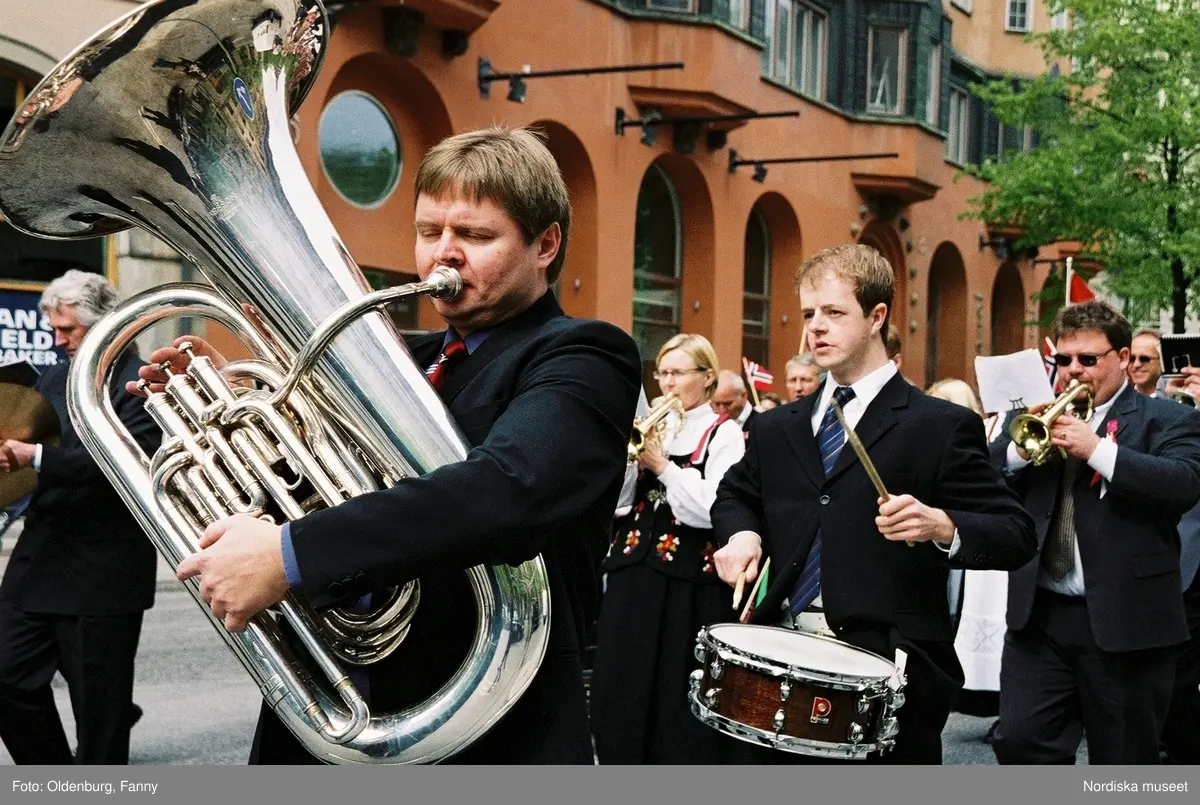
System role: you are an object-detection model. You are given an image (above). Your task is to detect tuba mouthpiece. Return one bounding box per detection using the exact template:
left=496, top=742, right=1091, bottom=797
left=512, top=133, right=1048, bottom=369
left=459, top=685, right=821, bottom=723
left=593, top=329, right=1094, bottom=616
left=425, top=266, right=463, bottom=301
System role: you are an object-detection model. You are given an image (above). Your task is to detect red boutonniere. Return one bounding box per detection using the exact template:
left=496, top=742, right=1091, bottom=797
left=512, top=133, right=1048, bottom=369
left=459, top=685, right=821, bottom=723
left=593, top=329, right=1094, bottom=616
left=1091, top=419, right=1118, bottom=486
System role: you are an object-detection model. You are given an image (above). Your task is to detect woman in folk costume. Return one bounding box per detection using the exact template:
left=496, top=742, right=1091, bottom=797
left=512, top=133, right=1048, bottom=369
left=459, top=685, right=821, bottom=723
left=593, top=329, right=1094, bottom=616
left=591, top=333, right=746, bottom=764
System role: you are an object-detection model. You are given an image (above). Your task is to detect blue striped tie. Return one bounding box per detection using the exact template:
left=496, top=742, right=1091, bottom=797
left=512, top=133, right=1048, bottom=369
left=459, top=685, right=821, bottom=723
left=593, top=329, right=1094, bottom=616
left=789, top=385, right=857, bottom=617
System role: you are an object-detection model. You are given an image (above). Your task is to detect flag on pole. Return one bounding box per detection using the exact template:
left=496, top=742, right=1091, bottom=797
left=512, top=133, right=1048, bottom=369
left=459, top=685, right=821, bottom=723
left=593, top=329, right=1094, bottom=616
left=1064, top=255, right=1096, bottom=304
left=1068, top=273, right=1095, bottom=304
left=743, top=359, right=774, bottom=391
left=1043, top=336, right=1058, bottom=389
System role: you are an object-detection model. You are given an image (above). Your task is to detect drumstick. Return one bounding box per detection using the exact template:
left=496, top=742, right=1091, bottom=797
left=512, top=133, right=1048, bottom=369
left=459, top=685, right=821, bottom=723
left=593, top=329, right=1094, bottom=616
left=731, top=570, right=747, bottom=611
left=830, top=399, right=914, bottom=548
left=738, top=558, right=770, bottom=624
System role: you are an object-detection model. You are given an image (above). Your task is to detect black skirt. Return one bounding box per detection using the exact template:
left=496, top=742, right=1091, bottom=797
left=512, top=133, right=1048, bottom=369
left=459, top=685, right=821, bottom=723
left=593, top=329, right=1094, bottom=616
left=590, top=562, right=738, bottom=764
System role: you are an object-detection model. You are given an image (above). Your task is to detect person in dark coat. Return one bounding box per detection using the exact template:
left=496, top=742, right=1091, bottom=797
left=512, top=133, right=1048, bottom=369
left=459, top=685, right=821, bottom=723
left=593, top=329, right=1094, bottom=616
left=0, top=269, right=160, bottom=764
left=134, top=128, right=642, bottom=764
left=712, top=244, right=1036, bottom=764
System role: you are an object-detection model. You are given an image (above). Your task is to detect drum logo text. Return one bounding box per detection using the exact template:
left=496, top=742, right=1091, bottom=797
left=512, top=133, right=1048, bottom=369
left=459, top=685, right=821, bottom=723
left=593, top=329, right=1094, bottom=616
left=810, top=697, right=832, bottom=725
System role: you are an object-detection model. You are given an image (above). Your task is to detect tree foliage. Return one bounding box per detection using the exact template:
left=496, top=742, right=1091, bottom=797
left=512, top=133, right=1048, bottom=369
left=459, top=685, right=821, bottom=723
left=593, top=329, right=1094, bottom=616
left=963, top=0, right=1200, bottom=331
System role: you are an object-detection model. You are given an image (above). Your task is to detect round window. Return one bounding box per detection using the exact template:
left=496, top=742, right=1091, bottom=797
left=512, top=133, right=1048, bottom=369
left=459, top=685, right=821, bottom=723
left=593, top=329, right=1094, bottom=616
left=318, top=91, right=401, bottom=208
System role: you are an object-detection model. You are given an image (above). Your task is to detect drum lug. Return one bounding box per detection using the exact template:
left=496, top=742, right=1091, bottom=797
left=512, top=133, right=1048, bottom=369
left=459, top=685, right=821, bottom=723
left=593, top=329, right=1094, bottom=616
left=847, top=722, right=864, bottom=744
left=704, top=687, right=721, bottom=709
left=779, top=678, right=792, bottom=702
left=890, top=689, right=905, bottom=711
left=688, top=669, right=703, bottom=696
left=694, top=643, right=707, bottom=663
left=772, top=708, right=786, bottom=733
left=856, top=695, right=870, bottom=714
left=709, top=657, right=725, bottom=680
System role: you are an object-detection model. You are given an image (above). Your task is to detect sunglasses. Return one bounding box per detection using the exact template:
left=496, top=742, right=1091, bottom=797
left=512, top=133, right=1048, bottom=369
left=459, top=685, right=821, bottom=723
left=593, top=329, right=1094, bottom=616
left=1051, top=348, right=1114, bottom=368
left=1130, top=354, right=1158, bottom=366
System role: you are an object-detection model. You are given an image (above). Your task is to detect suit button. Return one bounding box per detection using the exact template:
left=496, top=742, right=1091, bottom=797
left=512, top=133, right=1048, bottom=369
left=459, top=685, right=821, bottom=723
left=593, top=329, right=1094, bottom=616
left=820, top=495, right=831, bottom=505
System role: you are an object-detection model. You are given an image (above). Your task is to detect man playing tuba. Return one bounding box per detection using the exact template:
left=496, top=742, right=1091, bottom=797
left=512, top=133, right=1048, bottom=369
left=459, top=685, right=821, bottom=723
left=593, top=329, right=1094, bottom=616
left=135, top=128, right=642, bottom=764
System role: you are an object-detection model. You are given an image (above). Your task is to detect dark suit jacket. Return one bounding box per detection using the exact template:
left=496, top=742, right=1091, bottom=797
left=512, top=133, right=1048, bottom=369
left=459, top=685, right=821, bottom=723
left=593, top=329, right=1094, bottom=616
left=991, top=384, right=1200, bottom=652
left=713, top=373, right=1037, bottom=646
left=289, top=292, right=641, bottom=763
left=0, top=349, right=160, bottom=616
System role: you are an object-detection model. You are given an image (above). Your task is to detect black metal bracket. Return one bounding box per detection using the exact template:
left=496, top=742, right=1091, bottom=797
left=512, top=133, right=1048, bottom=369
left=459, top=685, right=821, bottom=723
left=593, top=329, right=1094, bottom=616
left=728, top=150, right=899, bottom=183
left=478, top=59, right=684, bottom=102
left=616, top=108, right=799, bottom=153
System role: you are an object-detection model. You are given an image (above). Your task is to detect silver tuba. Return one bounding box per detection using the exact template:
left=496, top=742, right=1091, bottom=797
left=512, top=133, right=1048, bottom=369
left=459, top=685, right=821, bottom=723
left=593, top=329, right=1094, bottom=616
left=0, top=0, right=549, bottom=764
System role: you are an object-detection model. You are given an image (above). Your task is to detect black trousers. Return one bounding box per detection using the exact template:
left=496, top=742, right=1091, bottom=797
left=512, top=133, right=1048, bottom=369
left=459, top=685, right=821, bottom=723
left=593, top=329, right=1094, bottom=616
left=0, top=601, right=144, bottom=764
left=993, top=589, right=1176, bottom=765
left=1161, top=574, right=1200, bottom=764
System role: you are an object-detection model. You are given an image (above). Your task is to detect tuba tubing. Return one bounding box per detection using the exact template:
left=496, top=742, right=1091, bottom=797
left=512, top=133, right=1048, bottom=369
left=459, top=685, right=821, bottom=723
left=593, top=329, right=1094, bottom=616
left=2, top=0, right=551, bottom=764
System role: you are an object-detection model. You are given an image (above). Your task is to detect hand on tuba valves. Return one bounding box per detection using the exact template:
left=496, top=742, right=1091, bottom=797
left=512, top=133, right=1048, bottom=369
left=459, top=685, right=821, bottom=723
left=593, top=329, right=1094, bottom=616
left=1009, top=379, right=1095, bottom=466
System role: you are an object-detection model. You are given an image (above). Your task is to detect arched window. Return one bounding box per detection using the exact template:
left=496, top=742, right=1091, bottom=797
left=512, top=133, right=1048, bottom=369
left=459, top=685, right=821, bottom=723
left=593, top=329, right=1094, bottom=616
left=743, top=207, right=771, bottom=366
left=632, top=164, right=682, bottom=370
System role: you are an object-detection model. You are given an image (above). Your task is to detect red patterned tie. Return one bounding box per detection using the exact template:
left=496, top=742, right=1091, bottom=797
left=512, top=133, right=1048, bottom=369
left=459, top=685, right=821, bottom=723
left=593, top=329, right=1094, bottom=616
left=425, top=337, right=468, bottom=391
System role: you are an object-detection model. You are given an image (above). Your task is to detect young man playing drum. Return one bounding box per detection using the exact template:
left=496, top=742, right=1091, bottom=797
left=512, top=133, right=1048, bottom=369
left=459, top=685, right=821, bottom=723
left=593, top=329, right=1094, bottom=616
left=711, top=244, right=1036, bottom=764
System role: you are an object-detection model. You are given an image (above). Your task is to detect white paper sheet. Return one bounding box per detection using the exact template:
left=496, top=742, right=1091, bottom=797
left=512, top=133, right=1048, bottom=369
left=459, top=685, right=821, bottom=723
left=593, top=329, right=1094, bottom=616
left=974, top=349, right=1056, bottom=415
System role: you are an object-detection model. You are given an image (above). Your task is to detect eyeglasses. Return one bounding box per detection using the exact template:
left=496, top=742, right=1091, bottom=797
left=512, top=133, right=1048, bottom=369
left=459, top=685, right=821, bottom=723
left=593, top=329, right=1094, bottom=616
left=653, top=368, right=705, bottom=381
left=1130, top=354, right=1158, bottom=366
left=1051, top=348, right=1114, bottom=368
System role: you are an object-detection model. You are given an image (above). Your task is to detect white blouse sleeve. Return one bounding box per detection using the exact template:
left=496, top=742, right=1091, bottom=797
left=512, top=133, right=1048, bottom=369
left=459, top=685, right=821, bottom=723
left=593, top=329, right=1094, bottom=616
left=658, top=420, right=746, bottom=529
left=614, top=461, right=639, bottom=517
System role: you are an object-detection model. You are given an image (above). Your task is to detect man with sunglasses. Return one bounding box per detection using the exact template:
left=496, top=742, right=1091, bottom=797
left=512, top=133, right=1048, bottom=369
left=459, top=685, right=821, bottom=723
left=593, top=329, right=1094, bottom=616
left=1128, top=330, right=1164, bottom=397
left=990, top=300, right=1200, bottom=764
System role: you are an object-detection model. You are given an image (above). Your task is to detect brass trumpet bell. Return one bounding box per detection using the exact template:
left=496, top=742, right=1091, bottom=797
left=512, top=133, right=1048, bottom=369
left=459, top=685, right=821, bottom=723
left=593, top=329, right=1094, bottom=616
left=628, top=392, right=684, bottom=463
left=1008, top=379, right=1095, bottom=466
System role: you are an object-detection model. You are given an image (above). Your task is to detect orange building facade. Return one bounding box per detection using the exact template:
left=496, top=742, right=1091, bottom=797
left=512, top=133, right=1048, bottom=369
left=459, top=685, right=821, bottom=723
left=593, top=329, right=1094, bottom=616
left=0, top=0, right=1077, bottom=391
left=278, top=0, right=1069, bottom=391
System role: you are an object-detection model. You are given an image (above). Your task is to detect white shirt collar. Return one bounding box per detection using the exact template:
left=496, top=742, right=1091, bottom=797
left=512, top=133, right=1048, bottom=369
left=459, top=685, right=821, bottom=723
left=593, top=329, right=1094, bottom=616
left=811, top=360, right=899, bottom=433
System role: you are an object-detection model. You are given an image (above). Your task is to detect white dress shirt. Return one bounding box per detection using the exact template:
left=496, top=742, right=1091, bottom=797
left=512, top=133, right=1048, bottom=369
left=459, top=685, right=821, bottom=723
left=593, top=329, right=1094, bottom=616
left=1005, top=381, right=1124, bottom=596
left=616, top=403, right=745, bottom=528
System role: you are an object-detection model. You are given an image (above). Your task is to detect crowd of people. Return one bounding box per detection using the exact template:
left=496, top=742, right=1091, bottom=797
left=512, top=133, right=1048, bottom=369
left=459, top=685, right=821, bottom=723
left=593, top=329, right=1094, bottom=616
left=0, top=126, right=1196, bottom=767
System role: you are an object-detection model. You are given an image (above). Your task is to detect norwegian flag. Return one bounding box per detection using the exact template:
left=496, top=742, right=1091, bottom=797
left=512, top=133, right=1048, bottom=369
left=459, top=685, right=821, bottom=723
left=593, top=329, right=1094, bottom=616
left=743, top=358, right=774, bottom=391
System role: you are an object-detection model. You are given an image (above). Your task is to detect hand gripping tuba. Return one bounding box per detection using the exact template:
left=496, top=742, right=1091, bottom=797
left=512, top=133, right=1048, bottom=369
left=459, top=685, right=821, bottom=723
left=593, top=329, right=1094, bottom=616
left=0, top=0, right=549, bottom=763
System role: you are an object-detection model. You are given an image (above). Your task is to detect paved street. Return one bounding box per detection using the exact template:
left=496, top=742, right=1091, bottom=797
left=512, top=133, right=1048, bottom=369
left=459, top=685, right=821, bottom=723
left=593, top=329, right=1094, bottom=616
left=0, top=522, right=1059, bottom=765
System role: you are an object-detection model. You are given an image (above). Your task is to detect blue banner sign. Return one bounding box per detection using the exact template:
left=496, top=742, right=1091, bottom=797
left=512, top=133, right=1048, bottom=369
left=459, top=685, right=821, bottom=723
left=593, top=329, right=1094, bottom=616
left=0, top=289, right=58, bottom=367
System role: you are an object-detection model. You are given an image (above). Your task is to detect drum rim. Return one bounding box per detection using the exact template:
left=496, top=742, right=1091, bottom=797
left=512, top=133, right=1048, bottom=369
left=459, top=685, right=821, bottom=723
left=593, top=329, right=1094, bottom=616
left=698, top=624, right=897, bottom=692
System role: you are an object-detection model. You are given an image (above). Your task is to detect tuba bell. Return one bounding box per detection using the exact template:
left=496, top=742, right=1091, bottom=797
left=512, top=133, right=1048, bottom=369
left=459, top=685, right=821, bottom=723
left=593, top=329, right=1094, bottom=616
left=0, top=0, right=549, bottom=764
left=1008, top=379, right=1095, bottom=466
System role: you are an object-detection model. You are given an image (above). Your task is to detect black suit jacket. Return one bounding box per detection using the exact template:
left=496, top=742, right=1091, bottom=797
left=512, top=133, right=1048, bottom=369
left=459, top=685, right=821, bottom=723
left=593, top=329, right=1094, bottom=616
left=990, top=384, right=1200, bottom=652
left=0, top=350, right=160, bottom=616
left=713, top=373, right=1037, bottom=645
left=289, top=292, right=641, bottom=763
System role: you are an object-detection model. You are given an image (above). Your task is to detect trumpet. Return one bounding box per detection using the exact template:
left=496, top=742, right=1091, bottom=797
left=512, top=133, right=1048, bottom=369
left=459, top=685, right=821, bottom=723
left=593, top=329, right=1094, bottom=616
left=1009, top=379, right=1095, bottom=466
left=628, top=392, right=684, bottom=463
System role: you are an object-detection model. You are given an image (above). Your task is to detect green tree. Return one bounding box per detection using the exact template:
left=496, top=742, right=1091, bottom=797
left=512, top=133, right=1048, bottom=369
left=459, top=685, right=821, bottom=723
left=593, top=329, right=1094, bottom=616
left=963, top=0, right=1200, bottom=331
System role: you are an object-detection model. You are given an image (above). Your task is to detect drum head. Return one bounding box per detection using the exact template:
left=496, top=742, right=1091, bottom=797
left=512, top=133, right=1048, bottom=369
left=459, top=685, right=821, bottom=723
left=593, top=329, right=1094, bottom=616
left=707, top=623, right=895, bottom=680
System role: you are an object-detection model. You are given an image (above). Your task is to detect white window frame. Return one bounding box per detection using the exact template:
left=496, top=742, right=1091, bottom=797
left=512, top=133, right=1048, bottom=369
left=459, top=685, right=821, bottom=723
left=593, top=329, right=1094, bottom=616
left=727, top=0, right=750, bottom=30
left=950, top=0, right=972, bottom=12
left=1006, top=0, right=1031, bottom=33
left=764, top=0, right=827, bottom=100
left=867, top=26, right=907, bottom=115
left=947, top=88, right=970, bottom=164
left=926, top=43, right=942, bottom=126
left=646, top=0, right=697, bottom=12
left=997, top=121, right=1034, bottom=160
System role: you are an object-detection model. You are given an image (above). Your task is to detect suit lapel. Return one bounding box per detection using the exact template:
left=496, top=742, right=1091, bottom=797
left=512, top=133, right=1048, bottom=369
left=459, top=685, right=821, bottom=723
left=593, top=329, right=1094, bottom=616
left=785, top=385, right=826, bottom=489
left=826, top=373, right=908, bottom=484
left=436, top=291, right=564, bottom=403
left=1102, top=383, right=1140, bottom=442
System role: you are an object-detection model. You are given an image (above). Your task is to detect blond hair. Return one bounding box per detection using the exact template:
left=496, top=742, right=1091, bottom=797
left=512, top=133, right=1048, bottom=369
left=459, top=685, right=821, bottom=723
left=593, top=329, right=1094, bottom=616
left=795, top=244, right=895, bottom=336
left=926, top=379, right=983, bottom=417
left=415, top=127, right=571, bottom=282
left=657, top=333, right=720, bottom=400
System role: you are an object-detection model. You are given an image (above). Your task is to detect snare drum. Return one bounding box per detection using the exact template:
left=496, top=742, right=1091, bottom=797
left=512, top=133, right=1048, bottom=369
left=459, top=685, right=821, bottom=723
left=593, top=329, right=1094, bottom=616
left=689, top=623, right=905, bottom=759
